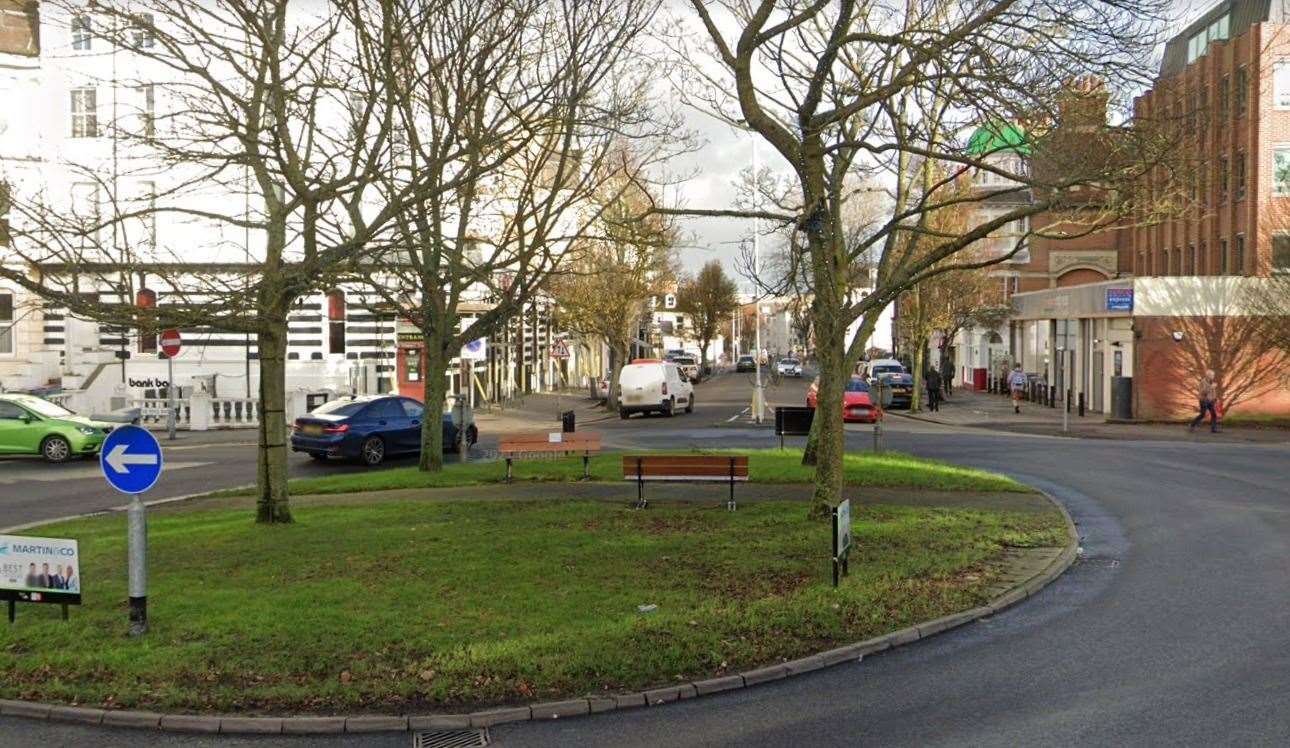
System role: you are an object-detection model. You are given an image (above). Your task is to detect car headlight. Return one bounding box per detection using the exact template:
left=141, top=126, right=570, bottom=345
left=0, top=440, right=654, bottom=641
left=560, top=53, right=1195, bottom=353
left=78, top=426, right=96, bottom=436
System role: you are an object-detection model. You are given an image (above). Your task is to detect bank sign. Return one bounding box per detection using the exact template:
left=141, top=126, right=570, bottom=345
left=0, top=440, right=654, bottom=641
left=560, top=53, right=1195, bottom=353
left=1106, top=288, right=1134, bottom=313
left=0, top=534, right=82, bottom=606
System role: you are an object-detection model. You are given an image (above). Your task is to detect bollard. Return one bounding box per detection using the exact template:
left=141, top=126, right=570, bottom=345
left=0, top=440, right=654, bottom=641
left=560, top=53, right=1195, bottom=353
left=127, top=495, right=148, bottom=636
left=1078, top=391, right=1086, bottom=417
left=1066, top=389, right=1072, bottom=413
left=1048, top=385, right=1056, bottom=408
left=872, top=421, right=882, bottom=452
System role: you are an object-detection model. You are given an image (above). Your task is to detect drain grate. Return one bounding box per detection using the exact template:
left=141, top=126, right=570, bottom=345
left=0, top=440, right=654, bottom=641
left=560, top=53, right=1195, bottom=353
left=413, top=729, right=489, bottom=748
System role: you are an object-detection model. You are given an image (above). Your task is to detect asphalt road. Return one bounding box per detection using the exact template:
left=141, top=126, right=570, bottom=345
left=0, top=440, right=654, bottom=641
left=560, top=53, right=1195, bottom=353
left=4, top=378, right=1290, bottom=746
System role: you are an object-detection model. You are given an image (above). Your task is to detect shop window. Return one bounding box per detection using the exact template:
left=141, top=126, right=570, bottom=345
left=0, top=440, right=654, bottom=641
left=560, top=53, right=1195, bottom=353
left=136, top=289, right=157, bottom=353
left=1273, top=235, right=1290, bottom=273
left=0, top=292, right=13, bottom=354
left=404, top=349, right=422, bottom=382
left=327, top=290, right=345, bottom=354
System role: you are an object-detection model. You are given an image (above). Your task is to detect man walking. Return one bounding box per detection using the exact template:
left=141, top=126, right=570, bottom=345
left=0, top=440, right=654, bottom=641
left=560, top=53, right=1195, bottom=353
left=1008, top=364, right=1027, bottom=414
left=1189, top=369, right=1220, bottom=433
left=925, top=368, right=942, bottom=412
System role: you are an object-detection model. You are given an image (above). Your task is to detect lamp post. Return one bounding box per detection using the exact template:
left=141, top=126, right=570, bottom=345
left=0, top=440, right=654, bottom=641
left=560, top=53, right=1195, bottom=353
left=751, top=136, right=765, bottom=423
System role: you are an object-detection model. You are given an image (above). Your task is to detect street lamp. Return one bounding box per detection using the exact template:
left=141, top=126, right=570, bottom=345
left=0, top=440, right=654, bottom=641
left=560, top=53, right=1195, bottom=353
left=751, top=135, right=765, bottom=423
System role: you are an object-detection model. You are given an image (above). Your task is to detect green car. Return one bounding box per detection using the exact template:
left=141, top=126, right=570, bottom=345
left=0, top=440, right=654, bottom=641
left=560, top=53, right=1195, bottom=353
left=0, top=394, right=116, bottom=463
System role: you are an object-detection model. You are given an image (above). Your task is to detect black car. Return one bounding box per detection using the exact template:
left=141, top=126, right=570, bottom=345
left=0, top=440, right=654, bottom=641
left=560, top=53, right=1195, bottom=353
left=872, top=372, right=915, bottom=408
left=291, top=395, right=478, bottom=466
left=736, top=355, right=756, bottom=372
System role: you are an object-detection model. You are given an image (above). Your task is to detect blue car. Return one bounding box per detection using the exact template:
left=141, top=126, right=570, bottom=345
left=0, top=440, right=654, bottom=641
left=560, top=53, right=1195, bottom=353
left=290, top=395, right=478, bottom=466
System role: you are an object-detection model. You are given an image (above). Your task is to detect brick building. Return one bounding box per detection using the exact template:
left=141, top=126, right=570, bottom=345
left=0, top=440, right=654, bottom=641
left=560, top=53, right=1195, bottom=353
left=988, top=1, right=1290, bottom=420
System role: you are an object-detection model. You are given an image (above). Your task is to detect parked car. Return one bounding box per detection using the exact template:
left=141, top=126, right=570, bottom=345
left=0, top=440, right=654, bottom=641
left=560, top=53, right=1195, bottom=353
left=291, top=395, right=477, bottom=466
left=775, top=358, right=803, bottom=377
left=736, top=354, right=757, bottom=372
left=671, top=355, right=701, bottom=380
left=0, top=393, right=116, bottom=463
left=863, top=359, right=914, bottom=409
left=617, top=359, right=694, bottom=418
left=805, top=376, right=882, bottom=423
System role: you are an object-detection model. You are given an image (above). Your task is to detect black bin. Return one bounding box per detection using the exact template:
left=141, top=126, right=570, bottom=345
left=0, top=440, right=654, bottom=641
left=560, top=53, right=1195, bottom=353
left=1110, top=376, right=1133, bottom=420
left=561, top=410, right=576, bottom=433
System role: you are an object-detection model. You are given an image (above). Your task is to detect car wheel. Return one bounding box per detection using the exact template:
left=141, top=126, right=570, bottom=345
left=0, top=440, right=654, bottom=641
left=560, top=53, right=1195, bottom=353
left=619, top=408, right=630, bottom=420
left=360, top=436, right=385, bottom=467
left=466, top=424, right=478, bottom=447
left=309, top=452, right=329, bottom=462
left=685, top=395, right=694, bottom=413
left=41, top=435, right=72, bottom=464
left=663, top=398, right=675, bottom=417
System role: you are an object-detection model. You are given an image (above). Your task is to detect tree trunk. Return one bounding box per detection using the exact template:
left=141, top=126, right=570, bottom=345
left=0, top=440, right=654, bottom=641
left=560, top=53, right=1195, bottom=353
left=418, top=339, right=450, bottom=471
left=807, top=308, right=846, bottom=519
left=255, top=302, right=292, bottom=524
left=699, top=339, right=710, bottom=381
left=606, top=343, right=627, bottom=411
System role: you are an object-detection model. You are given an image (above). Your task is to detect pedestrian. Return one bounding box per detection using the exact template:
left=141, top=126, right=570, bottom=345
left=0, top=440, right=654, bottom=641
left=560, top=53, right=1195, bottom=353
left=925, top=368, right=942, bottom=412
left=1008, top=364, right=1027, bottom=414
left=1189, top=369, right=1220, bottom=433
left=941, top=361, right=953, bottom=397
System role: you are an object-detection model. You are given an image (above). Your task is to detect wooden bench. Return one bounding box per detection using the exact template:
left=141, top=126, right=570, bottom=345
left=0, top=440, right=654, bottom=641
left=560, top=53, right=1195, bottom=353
left=622, top=455, right=749, bottom=511
left=498, top=431, right=602, bottom=482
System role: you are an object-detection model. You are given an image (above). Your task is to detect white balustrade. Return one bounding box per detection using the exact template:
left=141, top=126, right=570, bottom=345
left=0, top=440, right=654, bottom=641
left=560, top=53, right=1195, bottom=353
left=209, top=397, right=260, bottom=428
left=128, top=397, right=192, bottom=429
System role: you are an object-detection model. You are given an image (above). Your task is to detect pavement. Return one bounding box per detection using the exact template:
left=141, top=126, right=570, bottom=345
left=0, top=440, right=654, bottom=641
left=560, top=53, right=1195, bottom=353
left=896, top=388, right=1290, bottom=443
left=4, top=373, right=1290, bottom=746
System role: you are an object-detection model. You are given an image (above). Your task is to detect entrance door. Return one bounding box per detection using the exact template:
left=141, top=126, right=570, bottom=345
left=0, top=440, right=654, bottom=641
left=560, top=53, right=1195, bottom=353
left=1092, top=347, right=1104, bottom=412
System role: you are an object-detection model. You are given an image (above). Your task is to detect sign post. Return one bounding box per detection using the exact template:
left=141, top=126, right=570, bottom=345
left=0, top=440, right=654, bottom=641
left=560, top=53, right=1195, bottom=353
left=458, top=338, right=487, bottom=463
left=832, top=499, right=852, bottom=588
left=100, top=425, right=164, bottom=636
left=160, top=329, right=182, bottom=441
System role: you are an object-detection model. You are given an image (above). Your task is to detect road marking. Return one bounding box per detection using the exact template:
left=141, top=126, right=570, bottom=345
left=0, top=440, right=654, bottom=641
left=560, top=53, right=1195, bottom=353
left=727, top=407, right=750, bottom=423
left=0, top=461, right=212, bottom=485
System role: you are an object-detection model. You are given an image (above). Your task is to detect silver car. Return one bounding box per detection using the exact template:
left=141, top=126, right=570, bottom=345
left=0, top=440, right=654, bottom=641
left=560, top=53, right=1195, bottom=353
left=776, top=358, right=803, bottom=377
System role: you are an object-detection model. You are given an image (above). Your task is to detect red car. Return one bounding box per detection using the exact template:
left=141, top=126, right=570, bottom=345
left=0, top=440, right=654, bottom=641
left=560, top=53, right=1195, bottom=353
left=806, top=376, right=883, bottom=424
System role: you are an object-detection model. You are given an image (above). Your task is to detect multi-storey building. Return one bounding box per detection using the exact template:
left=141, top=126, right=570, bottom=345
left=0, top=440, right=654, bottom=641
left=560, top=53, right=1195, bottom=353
left=1, top=3, right=574, bottom=417
left=998, top=1, right=1290, bottom=419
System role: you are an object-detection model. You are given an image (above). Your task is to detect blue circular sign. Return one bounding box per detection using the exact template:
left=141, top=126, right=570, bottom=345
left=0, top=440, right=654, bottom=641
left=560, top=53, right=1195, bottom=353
left=99, top=425, right=164, bottom=495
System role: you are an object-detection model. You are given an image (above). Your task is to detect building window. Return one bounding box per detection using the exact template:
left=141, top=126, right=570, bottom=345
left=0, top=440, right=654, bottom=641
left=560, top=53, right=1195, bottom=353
left=1235, top=152, right=1246, bottom=200
left=1186, top=14, right=1229, bottom=64
left=1235, top=67, right=1248, bottom=118
left=1198, top=241, right=1206, bottom=275
left=1219, top=239, right=1228, bottom=274
left=327, top=289, right=346, bottom=354
left=138, top=84, right=155, bottom=137
left=404, top=349, right=422, bottom=382
left=1219, top=76, right=1230, bottom=121
left=1218, top=156, right=1229, bottom=202
left=71, top=14, right=92, bottom=51
left=0, top=292, right=13, bottom=355
left=70, top=87, right=97, bottom=138
left=1233, top=234, right=1245, bottom=275
left=1272, top=235, right=1290, bottom=274
left=132, top=13, right=155, bottom=48
left=1187, top=245, right=1196, bottom=275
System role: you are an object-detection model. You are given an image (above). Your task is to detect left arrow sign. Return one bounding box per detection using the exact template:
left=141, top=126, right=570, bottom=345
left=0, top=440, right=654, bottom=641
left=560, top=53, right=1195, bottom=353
left=105, top=444, right=160, bottom=474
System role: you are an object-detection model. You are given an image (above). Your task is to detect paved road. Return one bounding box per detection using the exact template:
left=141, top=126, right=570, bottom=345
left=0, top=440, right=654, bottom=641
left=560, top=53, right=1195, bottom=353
left=0, top=373, right=807, bottom=529
left=5, top=383, right=1290, bottom=746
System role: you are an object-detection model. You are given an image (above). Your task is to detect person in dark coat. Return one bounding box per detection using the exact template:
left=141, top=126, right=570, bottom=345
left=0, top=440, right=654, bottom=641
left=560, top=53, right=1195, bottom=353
left=925, top=368, right=942, bottom=412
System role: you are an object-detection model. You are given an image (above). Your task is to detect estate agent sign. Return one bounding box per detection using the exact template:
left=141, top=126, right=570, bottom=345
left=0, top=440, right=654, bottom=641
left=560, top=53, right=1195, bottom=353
left=1, top=534, right=82, bottom=621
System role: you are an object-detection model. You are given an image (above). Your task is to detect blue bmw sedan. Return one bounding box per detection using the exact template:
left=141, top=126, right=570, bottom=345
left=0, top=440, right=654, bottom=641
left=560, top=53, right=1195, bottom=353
left=290, top=395, right=478, bottom=466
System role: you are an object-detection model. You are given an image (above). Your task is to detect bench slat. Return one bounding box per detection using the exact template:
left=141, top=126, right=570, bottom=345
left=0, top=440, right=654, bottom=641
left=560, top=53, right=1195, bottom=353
left=620, top=455, right=750, bottom=479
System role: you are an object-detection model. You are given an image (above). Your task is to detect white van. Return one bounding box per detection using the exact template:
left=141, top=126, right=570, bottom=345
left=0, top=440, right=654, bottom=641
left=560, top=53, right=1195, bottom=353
left=618, top=359, right=694, bottom=418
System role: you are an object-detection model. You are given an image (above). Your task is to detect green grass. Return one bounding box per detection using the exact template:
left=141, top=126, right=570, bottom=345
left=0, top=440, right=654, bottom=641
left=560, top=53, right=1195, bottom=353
left=0, top=499, right=1065, bottom=712
left=210, top=448, right=1030, bottom=498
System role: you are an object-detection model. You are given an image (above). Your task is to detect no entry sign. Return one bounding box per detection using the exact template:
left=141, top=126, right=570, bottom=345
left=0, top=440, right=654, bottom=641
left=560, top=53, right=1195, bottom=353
left=160, top=329, right=181, bottom=358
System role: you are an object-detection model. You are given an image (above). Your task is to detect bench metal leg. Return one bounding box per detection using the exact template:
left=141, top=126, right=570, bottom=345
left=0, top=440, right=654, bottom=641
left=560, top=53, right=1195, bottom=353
left=505, top=457, right=513, bottom=483
left=582, top=454, right=590, bottom=481
left=634, top=457, right=646, bottom=510
left=728, top=458, right=736, bottom=511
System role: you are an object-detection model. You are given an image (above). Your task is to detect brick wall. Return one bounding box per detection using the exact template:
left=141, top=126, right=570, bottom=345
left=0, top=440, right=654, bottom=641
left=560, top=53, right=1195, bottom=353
left=1134, top=315, right=1290, bottom=419
left=0, top=1, right=38, bottom=57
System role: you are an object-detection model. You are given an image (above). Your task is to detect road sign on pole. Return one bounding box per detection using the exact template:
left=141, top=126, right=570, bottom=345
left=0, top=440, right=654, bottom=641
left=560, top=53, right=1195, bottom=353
left=100, top=425, right=163, bottom=636
left=551, top=339, right=570, bottom=359
left=160, top=329, right=181, bottom=441
left=159, top=329, right=181, bottom=358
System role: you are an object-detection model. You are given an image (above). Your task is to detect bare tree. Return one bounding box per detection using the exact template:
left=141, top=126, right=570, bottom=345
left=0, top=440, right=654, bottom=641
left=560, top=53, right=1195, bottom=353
left=676, top=260, right=739, bottom=378
left=346, top=0, right=676, bottom=470
left=666, top=0, right=1171, bottom=516
left=0, top=1, right=415, bottom=522
left=548, top=162, right=677, bottom=412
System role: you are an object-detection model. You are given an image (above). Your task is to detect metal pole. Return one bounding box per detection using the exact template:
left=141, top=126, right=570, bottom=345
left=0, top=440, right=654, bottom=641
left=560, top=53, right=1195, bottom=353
left=127, top=494, right=147, bottom=636
left=166, top=354, right=176, bottom=440
left=751, top=136, right=765, bottom=424
left=459, top=357, right=471, bottom=463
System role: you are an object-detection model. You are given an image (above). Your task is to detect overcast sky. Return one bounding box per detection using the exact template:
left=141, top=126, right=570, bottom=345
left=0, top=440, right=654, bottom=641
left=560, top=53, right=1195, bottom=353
left=666, top=0, right=1218, bottom=280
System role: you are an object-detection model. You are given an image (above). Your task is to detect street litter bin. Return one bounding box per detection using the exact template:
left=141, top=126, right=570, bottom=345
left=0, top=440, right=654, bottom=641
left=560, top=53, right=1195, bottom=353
left=561, top=410, right=576, bottom=433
